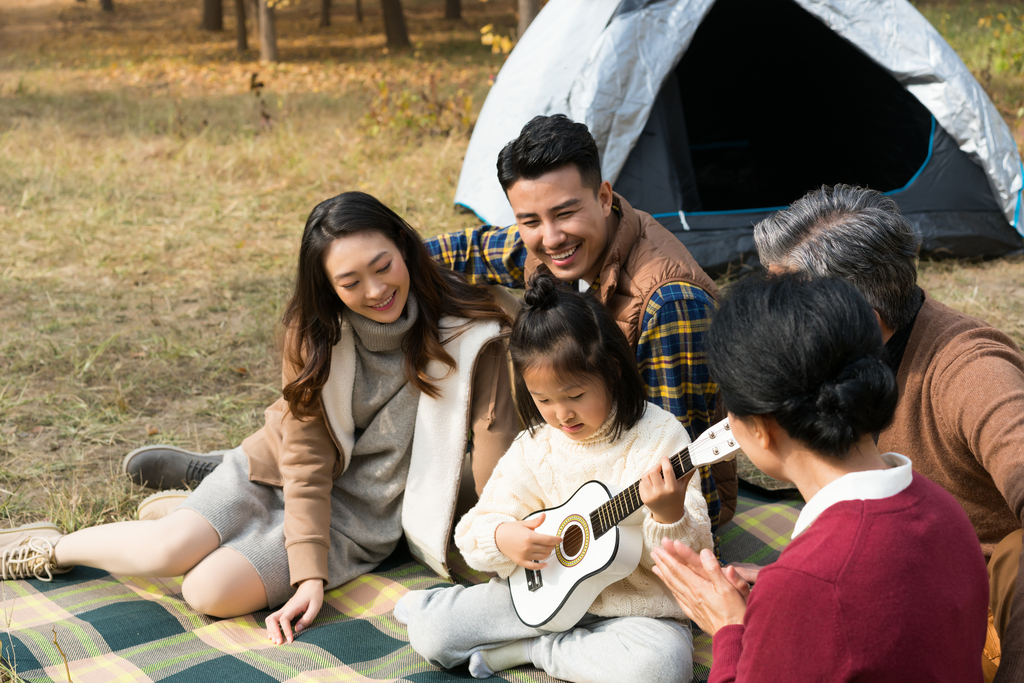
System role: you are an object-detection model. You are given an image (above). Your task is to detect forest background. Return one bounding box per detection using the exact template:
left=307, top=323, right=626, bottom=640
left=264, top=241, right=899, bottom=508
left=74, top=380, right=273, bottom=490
left=0, top=0, right=1023, bottom=529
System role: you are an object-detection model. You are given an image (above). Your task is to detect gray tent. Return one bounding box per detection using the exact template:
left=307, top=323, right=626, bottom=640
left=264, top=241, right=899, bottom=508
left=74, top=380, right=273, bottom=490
left=456, top=0, right=1024, bottom=274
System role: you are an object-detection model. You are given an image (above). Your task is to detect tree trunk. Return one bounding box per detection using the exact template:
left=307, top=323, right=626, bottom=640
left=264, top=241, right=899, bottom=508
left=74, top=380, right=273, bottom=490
left=234, top=0, right=248, bottom=51
left=355, top=0, right=363, bottom=22
left=258, top=0, right=279, bottom=61
left=517, top=0, right=539, bottom=39
left=100, top=0, right=114, bottom=11
left=445, top=0, right=459, bottom=20
left=380, top=0, right=409, bottom=47
left=203, top=0, right=224, bottom=31
left=248, top=0, right=260, bottom=42
left=320, top=0, right=331, bottom=26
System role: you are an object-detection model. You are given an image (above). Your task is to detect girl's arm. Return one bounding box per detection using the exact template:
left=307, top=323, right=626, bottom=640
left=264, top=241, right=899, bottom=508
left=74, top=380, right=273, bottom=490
left=467, top=339, right=519, bottom=494
left=454, top=439, right=548, bottom=577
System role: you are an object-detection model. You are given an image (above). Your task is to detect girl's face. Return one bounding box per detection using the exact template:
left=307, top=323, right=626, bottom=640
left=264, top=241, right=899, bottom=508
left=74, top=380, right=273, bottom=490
left=522, top=363, right=612, bottom=441
left=323, top=231, right=411, bottom=324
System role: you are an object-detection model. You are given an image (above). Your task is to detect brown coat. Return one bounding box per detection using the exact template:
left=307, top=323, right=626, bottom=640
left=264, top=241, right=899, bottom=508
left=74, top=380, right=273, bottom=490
left=240, top=327, right=517, bottom=587
left=877, top=293, right=1024, bottom=681
left=525, top=194, right=737, bottom=525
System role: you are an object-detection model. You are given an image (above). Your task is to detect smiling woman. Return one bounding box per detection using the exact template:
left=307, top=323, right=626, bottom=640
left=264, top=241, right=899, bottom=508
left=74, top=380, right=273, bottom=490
left=0, top=191, right=519, bottom=648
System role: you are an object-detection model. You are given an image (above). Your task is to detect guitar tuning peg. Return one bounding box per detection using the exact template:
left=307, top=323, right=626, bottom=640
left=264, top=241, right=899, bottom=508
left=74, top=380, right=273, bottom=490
left=708, top=431, right=716, bottom=439
left=728, top=440, right=735, bottom=447
left=724, top=424, right=731, bottom=431
left=713, top=447, right=720, bottom=455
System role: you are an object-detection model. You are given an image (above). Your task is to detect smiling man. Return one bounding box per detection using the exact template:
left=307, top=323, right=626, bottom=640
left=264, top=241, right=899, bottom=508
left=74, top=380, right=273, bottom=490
left=427, top=114, right=737, bottom=531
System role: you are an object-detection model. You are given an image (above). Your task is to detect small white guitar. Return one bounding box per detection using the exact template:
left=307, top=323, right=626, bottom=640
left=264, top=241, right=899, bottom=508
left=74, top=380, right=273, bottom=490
left=508, top=418, right=743, bottom=632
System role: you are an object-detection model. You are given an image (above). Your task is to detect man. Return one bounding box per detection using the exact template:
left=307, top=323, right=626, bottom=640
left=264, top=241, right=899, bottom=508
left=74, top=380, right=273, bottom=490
left=426, top=114, right=738, bottom=531
left=753, top=184, right=1024, bottom=682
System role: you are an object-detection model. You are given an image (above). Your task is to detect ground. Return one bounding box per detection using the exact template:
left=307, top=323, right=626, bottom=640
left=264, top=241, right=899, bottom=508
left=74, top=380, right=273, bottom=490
left=0, top=0, right=1023, bottom=529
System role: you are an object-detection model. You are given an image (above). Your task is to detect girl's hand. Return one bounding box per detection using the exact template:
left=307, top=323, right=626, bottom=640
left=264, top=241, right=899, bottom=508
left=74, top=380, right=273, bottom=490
left=494, top=513, right=563, bottom=569
left=651, top=538, right=749, bottom=636
left=266, top=578, right=324, bottom=645
left=640, top=457, right=694, bottom=524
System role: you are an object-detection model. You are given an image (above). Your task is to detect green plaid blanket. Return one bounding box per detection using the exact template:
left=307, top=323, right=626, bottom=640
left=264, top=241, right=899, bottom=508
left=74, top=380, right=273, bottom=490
left=0, top=490, right=802, bottom=683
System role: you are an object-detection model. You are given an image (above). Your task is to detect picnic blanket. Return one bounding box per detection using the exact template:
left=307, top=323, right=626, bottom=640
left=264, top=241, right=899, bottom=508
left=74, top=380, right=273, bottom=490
left=0, top=488, right=802, bottom=683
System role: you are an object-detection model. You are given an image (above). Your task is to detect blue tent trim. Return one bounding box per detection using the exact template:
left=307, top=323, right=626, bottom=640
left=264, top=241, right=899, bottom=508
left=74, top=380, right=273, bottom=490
left=653, top=116, right=937, bottom=222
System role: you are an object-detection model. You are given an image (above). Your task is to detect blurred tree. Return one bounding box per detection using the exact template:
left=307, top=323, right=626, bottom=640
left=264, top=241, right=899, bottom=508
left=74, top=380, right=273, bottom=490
left=381, top=0, right=410, bottom=47
left=321, top=0, right=331, bottom=27
left=101, top=0, right=114, bottom=10
left=356, top=0, right=363, bottom=22
left=203, top=0, right=224, bottom=31
left=446, top=0, right=460, bottom=20
left=234, top=0, right=248, bottom=51
left=259, top=0, right=279, bottom=61
left=518, top=0, right=538, bottom=37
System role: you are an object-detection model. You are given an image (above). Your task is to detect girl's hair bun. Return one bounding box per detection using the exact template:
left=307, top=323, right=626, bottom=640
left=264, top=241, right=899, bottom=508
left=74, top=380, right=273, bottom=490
left=523, top=269, right=561, bottom=311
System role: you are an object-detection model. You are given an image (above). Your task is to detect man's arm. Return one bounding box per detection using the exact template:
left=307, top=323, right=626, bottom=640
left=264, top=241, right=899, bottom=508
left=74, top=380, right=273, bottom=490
left=636, top=283, right=737, bottom=531
left=424, top=225, right=527, bottom=288
left=939, top=331, right=1024, bottom=682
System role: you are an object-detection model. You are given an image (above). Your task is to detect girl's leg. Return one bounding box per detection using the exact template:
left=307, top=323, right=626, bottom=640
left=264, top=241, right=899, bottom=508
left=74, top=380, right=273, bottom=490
left=181, top=547, right=268, bottom=618
left=401, top=578, right=544, bottom=669
left=530, top=616, right=694, bottom=683
left=53, top=509, right=219, bottom=576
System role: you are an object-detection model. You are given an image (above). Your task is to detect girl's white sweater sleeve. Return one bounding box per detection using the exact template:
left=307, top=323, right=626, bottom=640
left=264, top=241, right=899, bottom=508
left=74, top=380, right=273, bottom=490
left=454, top=437, right=547, bottom=578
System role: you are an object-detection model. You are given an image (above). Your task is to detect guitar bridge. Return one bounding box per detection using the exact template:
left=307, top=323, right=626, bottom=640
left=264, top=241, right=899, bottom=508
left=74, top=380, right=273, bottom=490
left=526, top=568, right=543, bottom=592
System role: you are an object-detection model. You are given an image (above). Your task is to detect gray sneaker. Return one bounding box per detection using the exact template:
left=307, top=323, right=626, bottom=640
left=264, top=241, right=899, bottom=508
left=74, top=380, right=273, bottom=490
left=122, top=445, right=225, bottom=491
left=0, top=522, right=68, bottom=581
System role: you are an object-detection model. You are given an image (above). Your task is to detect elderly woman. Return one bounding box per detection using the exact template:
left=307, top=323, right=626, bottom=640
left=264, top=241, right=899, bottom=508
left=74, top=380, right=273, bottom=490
left=652, top=273, right=989, bottom=682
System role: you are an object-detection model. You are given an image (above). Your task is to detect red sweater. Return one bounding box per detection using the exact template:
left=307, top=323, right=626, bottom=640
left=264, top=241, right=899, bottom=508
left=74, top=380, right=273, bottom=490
left=710, top=473, right=988, bottom=683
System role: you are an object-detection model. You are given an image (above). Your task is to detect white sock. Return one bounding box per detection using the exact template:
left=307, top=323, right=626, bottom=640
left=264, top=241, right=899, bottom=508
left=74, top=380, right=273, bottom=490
left=469, top=639, right=533, bottom=678
left=393, top=595, right=411, bottom=625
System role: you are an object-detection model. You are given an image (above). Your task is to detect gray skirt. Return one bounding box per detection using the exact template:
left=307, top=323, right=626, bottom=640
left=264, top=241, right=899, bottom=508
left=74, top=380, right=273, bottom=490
left=178, top=447, right=402, bottom=608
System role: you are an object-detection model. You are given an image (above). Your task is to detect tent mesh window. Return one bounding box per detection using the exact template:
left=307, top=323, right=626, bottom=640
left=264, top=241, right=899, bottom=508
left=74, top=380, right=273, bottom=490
left=670, top=0, right=933, bottom=213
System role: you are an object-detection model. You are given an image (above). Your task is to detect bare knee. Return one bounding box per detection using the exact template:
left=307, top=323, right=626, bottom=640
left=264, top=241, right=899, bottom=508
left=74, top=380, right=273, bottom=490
left=149, top=511, right=219, bottom=575
left=181, top=549, right=267, bottom=618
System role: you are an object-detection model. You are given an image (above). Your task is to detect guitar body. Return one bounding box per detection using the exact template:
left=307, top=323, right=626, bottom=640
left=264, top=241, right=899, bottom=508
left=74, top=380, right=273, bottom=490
left=508, top=480, right=643, bottom=633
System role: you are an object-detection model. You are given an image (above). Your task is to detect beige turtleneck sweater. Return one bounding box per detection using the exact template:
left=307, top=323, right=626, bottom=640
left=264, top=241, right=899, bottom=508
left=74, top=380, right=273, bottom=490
left=455, top=402, right=713, bottom=621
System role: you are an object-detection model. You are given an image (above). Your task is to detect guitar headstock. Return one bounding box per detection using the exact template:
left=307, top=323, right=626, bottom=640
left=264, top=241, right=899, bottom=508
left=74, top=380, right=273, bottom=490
left=689, top=418, right=744, bottom=467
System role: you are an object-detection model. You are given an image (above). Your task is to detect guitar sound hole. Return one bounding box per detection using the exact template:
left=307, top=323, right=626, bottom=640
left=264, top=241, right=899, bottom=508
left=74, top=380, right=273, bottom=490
left=562, top=524, right=584, bottom=557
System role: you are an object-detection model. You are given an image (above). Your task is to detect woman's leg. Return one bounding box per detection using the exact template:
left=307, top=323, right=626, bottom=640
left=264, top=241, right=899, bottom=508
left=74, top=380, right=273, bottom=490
left=181, top=547, right=268, bottom=618
left=53, top=509, right=219, bottom=576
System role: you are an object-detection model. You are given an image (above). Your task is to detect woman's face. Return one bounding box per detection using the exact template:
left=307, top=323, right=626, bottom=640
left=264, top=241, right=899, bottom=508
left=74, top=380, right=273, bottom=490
left=728, top=412, right=788, bottom=483
left=323, top=231, right=411, bottom=324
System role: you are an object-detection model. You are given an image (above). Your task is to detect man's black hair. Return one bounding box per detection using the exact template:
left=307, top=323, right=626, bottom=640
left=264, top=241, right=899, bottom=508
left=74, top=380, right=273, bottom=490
left=496, top=114, right=603, bottom=195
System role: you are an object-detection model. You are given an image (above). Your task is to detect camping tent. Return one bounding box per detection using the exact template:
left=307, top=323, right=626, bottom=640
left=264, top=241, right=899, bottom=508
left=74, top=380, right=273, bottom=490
left=455, top=0, right=1024, bottom=274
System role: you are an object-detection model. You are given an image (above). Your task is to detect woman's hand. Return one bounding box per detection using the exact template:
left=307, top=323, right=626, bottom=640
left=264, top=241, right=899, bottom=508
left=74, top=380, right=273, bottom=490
left=651, top=538, right=749, bottom=636
left=494, top=514, right=563, bottom=569
left=266, top=578, right=325, bottom=645
left=727, top=562, right=763, bottom=584
left=640, top=457, right=694, bottom=524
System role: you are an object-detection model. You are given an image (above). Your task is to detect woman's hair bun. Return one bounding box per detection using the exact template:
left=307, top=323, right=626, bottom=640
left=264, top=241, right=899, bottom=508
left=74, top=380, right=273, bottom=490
left=805, top=355, right=896, bottom=455
left=523, top=269, right=561, bottom=311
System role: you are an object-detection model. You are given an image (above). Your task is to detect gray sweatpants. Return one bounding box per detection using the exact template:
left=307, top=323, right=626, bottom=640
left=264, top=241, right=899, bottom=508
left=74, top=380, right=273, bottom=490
left=402, top=578, right=694, bottom=683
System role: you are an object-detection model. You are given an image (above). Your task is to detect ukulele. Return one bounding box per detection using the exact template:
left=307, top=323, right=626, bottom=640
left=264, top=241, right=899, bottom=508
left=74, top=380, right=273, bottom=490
left=508, top=418, right=742, bottom=632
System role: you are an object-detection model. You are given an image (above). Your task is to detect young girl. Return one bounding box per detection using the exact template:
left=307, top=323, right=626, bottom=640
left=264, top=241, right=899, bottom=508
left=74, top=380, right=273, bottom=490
left=0, top=192, right=518, bottom=645
left=396, top=272, right=713, bottom=683
left=651, top=273, right=989, bottom=682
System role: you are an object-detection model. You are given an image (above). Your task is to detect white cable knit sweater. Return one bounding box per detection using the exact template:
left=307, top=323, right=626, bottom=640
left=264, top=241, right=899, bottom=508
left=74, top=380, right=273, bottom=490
left=455, top=402, right=713, bottom=621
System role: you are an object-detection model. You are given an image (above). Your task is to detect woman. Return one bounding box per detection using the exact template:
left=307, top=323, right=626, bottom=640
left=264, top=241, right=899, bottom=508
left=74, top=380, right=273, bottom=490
left=0, top=192, right=518, bottom=645
left=651, top=273, right=989, bottom=681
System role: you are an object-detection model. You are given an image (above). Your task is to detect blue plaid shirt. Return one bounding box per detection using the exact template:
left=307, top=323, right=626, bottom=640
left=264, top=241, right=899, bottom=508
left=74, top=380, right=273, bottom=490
left=427, top=223, right=722, bottom=531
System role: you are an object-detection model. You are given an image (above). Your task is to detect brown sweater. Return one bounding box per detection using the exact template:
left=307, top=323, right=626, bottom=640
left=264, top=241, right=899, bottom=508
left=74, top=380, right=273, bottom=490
left=877, top=292, right=1024, bottom=681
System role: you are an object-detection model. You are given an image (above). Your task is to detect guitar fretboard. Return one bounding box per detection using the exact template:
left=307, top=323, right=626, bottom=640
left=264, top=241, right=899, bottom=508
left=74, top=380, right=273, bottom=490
left=588, top=448, right=694, bottom=539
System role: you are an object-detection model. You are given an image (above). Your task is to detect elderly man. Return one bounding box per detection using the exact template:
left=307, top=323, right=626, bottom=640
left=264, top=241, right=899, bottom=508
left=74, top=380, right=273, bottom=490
left=425, top=114, right=738, bottom=531
left=754, top=184, right=1024, bottom=682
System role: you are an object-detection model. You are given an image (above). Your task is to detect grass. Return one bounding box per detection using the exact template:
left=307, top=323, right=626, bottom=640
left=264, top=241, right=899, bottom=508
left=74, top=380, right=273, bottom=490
left=0, top=0, right=1022, bottom=531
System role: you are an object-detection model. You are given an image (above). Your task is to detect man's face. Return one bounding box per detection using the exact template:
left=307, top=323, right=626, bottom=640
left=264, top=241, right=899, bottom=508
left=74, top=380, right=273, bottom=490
left=506, top=165, right=614, bottom=284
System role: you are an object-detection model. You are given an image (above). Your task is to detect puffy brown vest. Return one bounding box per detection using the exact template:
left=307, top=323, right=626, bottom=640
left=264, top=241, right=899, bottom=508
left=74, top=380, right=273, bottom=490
left=524, top=194, right=719, bottom=344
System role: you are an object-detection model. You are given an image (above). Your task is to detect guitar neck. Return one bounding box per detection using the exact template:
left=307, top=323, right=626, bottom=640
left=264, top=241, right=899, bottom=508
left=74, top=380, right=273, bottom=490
left=589, top=449, right=694, bottom=539
left=588, top=418, right=740, bottom=539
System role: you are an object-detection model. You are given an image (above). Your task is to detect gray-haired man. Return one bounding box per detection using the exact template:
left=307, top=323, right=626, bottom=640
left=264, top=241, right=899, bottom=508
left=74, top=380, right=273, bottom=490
left=754, top=184, right=1023, bottom=682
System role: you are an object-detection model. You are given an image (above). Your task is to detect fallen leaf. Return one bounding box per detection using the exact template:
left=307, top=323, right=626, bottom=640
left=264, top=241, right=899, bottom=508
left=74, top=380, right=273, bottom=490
left=147, top=425, right=160, bottom=436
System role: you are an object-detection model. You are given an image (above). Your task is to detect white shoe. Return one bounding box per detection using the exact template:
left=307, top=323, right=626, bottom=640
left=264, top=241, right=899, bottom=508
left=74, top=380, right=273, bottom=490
left=0, top=522, right=68, bottom=581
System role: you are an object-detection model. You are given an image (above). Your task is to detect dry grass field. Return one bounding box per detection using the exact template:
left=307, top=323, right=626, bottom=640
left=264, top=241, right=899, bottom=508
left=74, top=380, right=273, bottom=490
left=0, top=0, right=1023, bottom=531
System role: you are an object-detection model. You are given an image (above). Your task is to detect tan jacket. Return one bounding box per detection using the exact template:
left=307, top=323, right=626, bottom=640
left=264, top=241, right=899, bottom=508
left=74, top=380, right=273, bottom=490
left=524, top=194, right=737, bottom=525
left=241, top=320, right=517, bottom=587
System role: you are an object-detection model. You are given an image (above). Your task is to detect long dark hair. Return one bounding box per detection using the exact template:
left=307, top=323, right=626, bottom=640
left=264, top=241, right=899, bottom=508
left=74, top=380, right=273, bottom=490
left=509, top=270, right=646, bottom=440
left=707, top=272, right=897, bottom=459
left=282, top=191, right=510, bottom=418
